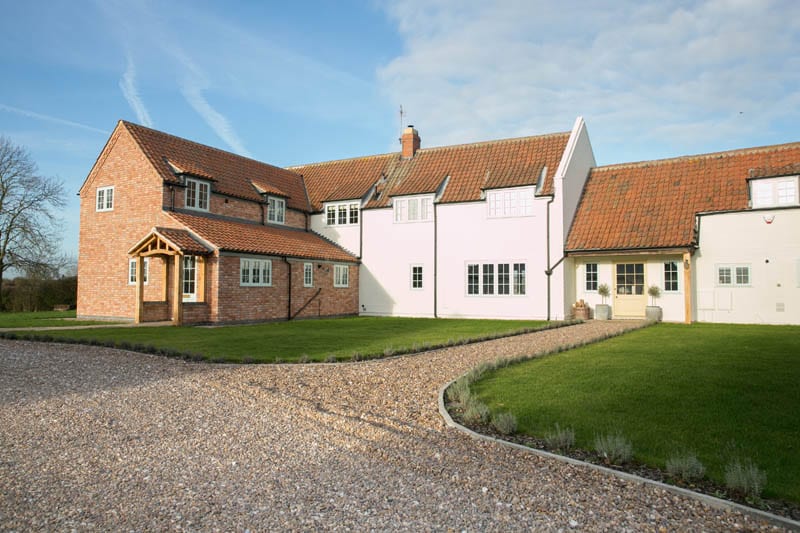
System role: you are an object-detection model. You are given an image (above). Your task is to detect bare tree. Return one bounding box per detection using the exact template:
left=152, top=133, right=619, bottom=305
left=0, top=136, right=66, bottom=309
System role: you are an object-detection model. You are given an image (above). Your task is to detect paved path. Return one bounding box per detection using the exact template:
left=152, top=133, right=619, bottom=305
left=0, top=322, right=782, bottom=531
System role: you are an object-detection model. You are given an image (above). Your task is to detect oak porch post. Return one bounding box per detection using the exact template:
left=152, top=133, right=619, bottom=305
left=134, top=255, right=144, bottom=324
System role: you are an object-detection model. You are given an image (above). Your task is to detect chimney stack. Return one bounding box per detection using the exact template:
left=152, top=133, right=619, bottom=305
left=401, top=125, right=420, bottom=159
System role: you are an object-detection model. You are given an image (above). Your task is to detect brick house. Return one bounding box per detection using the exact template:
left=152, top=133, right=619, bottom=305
left=78, top=121, right=359, bottom=324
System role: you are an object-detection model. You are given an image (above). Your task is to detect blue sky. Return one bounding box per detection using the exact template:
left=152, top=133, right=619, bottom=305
left=1, top=0, right=798, bottom=260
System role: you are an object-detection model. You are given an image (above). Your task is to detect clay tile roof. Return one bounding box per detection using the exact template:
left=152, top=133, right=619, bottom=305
left=122, top=121, right=310, bottom=212
left=294, top=131, right=570, bottom=211
left=290, top=154, right=393, bottom=211
left=566, top=141, right=800, bottom=253
left=153, top=227, right=212, bottom=254
left=168, top=211, right=358, bottom=263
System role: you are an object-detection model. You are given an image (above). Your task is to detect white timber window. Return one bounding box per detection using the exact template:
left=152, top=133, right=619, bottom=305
left=240, top=258, right=273, bottom=287
left=717, top=264, right=750, bottom=287
left=394, top=196, right=433, bottom=223
left=411, top=265, right=423, bottom=289
left=325, top=202, right=359, bottom=226
left=185, top=178, right=210, bottom=211
left=467, top=262, right=526, bottom=295
left=334, top=264, right=349, bottom=287
left=486, top=188, right=534, bottom=218
left=128, top=257, right=150, bottom=285
left=751, top=176, right=799, bottom=208
left=267, top=197, right=286, bottom=224
left=585, top=263, right=598, bottom=291
left=96, top=186, right=114, bottom=212
left=664, top=261, right=679, bottom=292
left=182, top=256, right=197, bottom=302
left=303, top=262, right=313, bottom=287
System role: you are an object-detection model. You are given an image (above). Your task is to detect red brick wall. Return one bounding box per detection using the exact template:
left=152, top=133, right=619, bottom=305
left=211, top=256, right=358, bottom=323
left=169, top=187, right=306, bottom=229
left=77, top=127, right=176, bottom=319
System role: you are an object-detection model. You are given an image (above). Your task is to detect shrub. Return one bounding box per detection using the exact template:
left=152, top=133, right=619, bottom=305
left=544, top=423, right=576, bottom=451
left=324, top=354, right=338, bottom=363
left=383, top=346, right=395, bottom=357
left=665, top=452, right=706, bottom=482
left=725, top=458, right=767, bottom=499
left=298, top=354, right=311, bottom=364
left=462, top=401, right=490, bottom=425
left=446, top=378, right=473, bottom=406
left=491, top=412, right=518, bottom=435
left=242, top=356, right=255, bottom=364
left=594, top=431, right=633, bottom=464
left=351, top=351, right=363, bottom=362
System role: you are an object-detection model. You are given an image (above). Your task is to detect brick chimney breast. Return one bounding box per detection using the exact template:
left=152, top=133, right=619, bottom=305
left=401, top=125, right=421, bottom=159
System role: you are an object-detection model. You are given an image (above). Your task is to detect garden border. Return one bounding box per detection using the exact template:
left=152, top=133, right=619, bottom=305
left=438, top=379, right=800, bottom=531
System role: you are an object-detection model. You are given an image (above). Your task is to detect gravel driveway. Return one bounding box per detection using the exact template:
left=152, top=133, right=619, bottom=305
left=0, top=322, right=783, bottom=531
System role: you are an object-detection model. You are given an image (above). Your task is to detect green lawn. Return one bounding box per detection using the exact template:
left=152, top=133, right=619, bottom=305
left=10, top=316, right=548, bottom=363
left=0, top=310, right=122, bottom=328
left=470, top=323, right=800, bottom=503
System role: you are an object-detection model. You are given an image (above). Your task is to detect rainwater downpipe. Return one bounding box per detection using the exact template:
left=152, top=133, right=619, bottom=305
left=545, top=195, right=554, bottom=321
left=283, top=257, right=292, bottom=320
left=433, top=202, right=438, bottom=318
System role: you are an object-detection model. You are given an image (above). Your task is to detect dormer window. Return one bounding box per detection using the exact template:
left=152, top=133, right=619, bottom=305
left=185, top=178, right=210, bottom=211
left=394, top=195, right=433, bottom=223
left=486, top=187, right=534, bottom=218
left=325, top=202, right=359, bottom=226
left=751, top=176, right=799, bottom=208
left=267, top=197, right=285, bottom=224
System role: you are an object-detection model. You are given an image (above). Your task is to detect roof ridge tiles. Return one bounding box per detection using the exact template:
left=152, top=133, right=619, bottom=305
left=288, top=152, right=396, bottom=170
left=593, top=141, right=800, bottom=172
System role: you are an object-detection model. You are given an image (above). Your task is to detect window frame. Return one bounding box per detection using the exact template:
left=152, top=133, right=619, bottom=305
left=585, top=263, right=598, bottom=292
left=96, top=186, right=114, bottom=212
left=185, top=178, right=210, bottom=212
left=664, top=261, right=679, bottom=292
left=128, top=257, right=150, bottom=285
left=751, top=176, right=800, bottom=208
left=303, top=262, right=313, bottom=288
left=513, top=263, right=526, bottom=295
left=324, top=202, right=360, bottom=226
left=267, top=197, right=286, bottom=225
left=240, top=258, right=273, bottom=287
left=497, top=263, right=510, bottom=295
left=716, top=264, right=751, bottom=287
left=334, top=264, right=349, bottom=288
left=486, top=187, right=534, bottom=218
left=466, top=262, right=527, bottom=296
left=410, top=264, right=423, bottom=290
left=393, top=195, right=433, bottom=223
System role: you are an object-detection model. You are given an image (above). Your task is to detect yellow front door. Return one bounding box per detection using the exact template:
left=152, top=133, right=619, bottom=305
left=614, top=263, right=646, bottom=317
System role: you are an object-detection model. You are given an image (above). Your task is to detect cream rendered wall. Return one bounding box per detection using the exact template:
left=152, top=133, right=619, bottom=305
left=310, top=208, right=361, bottom=257
left=436, top=197, right=547, bottom=319
left=573, top=255, right=686, bottom=321
left=359, top=206, right=436, bottom=317
left=694, top=209, right=800, bottom=324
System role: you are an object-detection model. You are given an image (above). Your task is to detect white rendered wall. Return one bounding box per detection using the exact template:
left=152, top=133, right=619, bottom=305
left=693, top=209, right=800, bottom=324
left=436, top=198, right=550, bottom=319
left=359, top=208, right=435, bottom=317
left=572, top=255, right=687, bottom=322
left=310, top=212, right=361, bottom=257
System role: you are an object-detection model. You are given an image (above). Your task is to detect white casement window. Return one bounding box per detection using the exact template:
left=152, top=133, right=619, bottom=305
left=325, top=202, right=360, bottom=226
left=497, top=264, right=510, bottom=295
left=240, top=258, right=272, bottom=287
left=334, top=264, right=349, bottom=287
left=411, top=265, right=423, bottom=289
left=186, top=179, right=210, bottom=211
left=303, top=262, right=313, bottom=287
left=751, top=177, right=799, bottom=208
left=467, top=262, right=527, bottom=295
left=182, top=256, right=197, bottom=301
left=513, top=263, right=526, bottom=295
left=394, top=196, right=433, bottom=223
left=128, top=257, right=150, bottom=285
left=664, top=261, right=679, bottom=292
left=487, top=188, right=534, bottom=218
left=267, top=197, right=286, bottom=224
left=585, top=263, right=598, bottom=291
left=717, top=264, right=750, bottom=287
left=96, top=186, right=114, bottom=212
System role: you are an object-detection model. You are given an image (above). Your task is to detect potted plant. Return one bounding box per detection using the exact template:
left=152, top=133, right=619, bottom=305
left=646, top=285, right=663, bottom=322
left=595, top=283, right=611, bottom=320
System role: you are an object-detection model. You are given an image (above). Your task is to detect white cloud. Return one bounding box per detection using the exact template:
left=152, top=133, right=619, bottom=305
left=119, top=53, right=153, bottom=127
left=0, top=104, right=109, bottom=135
left=378, top=0, right=800, bottom=162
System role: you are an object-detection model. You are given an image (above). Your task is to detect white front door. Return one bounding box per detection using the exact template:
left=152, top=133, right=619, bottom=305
left=614, top=262, right=646, bottom=317
left=182, top=256, right=197, bottom=302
